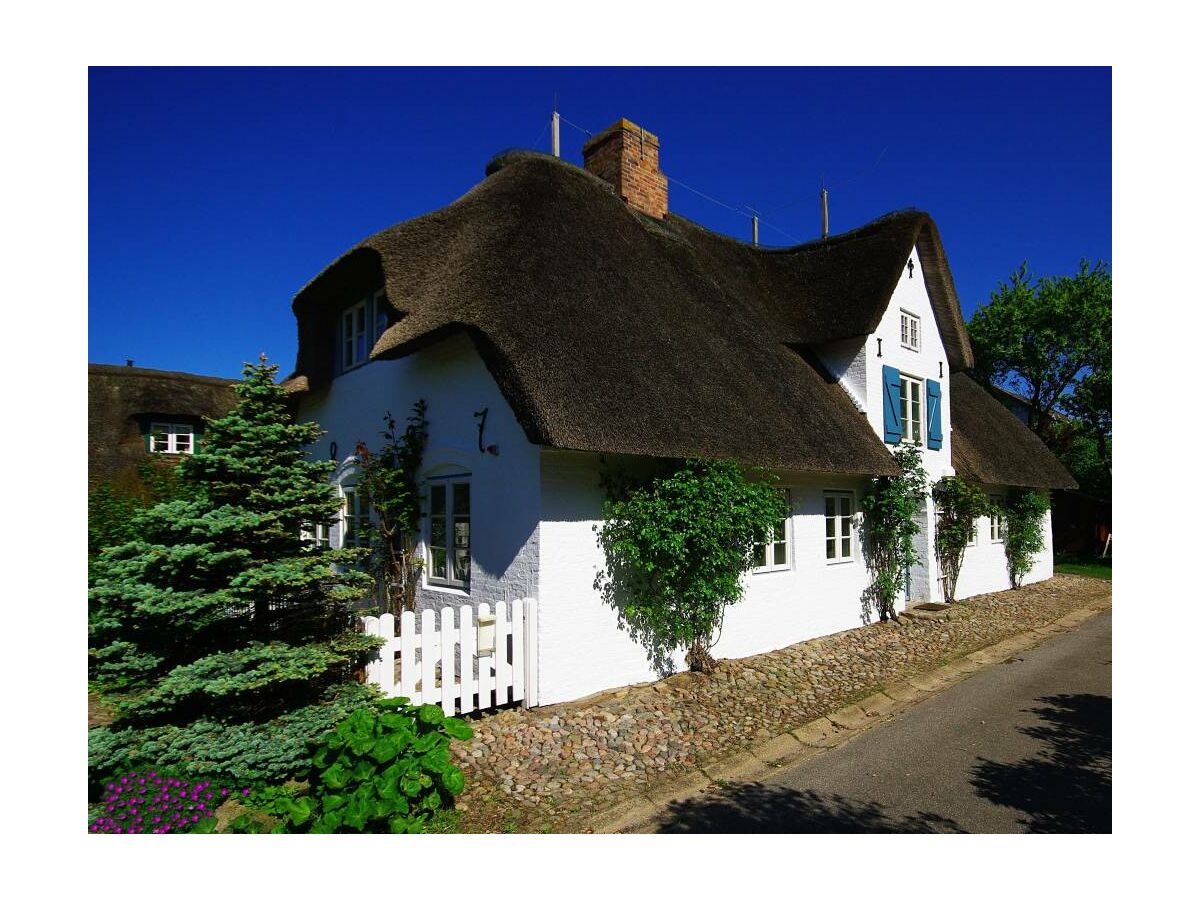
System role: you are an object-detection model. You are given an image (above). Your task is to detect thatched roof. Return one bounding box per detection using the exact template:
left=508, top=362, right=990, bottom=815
left=88, top=364, right=237, bottom=486
left=286, top=151, right=979, bottom=477
left=949, top=373, right=1078, bottom=490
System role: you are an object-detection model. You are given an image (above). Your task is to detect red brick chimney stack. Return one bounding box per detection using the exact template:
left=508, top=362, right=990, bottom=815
left=582, top=118, right=668, bottom=219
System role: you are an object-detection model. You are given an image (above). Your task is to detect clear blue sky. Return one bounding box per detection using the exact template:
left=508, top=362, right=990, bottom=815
left=89, top=67, right=1111, bottom=379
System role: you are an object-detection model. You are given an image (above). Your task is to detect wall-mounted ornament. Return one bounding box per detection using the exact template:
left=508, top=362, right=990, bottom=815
left=877, top=338, right=883, bottom=357
left=473, top=407, right=499, bottom=456
left=908, top=258, right=915, bottom=279
left=329, top=441, right=338, bottom=460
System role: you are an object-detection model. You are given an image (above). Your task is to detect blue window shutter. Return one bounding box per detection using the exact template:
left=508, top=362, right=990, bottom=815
left=927, top=378, right=943, bottom=449
left=882, top=365, right=902, bottom=444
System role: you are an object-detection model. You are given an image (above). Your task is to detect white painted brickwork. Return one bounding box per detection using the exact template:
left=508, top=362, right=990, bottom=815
left=297, top=333, right=541, bottom=618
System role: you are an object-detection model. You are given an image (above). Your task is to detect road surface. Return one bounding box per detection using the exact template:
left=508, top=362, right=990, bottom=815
left=650, top=609, right=1112, bottom=833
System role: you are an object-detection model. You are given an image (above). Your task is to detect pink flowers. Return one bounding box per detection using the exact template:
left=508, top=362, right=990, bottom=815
left=91, top=771, right=235, bottom=835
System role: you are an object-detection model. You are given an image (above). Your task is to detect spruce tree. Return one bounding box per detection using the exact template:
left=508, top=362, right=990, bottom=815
left=89, top=358, right=378, bottom=786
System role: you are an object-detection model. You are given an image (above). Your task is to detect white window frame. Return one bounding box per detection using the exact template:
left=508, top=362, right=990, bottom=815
left=301, top=522, right=332, bottom=550
left=824, top=490, right=856, bottom=564
left=900, top=309, right=921, bottom=352
left=426, top=478, right=471, bottom=590
left=989, top=495, right=1005, bottom=543
left=967, top=518, right=979, bottom=547
left=340, top=287, right=389, bottom=372
left=340, top=483, right=371, bottom=550
left=149, top=422, right=195, bottom=454
left=899, top=374, right=923, bottom=445
left=752, top=489, right=791, bottom=574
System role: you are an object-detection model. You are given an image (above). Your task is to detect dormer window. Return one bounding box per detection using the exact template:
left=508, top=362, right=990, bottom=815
left=341, top=288, right=389, bottom=371
left=900, top=310, right=920, bottom=352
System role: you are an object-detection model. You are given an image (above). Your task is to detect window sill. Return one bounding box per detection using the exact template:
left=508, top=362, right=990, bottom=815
left=424, top=581, right=471, bottom=598
left=751, top=565, right=791, bottom=576
left=825, top=558, right=858, bottom=566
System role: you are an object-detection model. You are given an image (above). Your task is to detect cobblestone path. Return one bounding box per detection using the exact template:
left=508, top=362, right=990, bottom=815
left=450, top=574, right=1112, bottom=832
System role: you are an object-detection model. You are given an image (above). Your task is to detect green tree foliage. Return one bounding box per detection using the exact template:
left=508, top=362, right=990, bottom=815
left=354, top=402, right=429, bottom=614
left=860, top=444, right=928, bottom=622
left=1002, top=489, right=1053, bottom=588
left=88, top=357, right=380, bottom=789
left=968, top=260, right=1111, bottom=441
left=596, top=459, right=788, bottom=674
left=932, top=477, right=994, bottom=602
left=88, top=460, right=196, bottom=557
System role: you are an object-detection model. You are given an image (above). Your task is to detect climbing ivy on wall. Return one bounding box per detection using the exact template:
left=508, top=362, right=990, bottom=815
left=932, top=477, right=994, bottom=602
left=355, top=401, right=430, bottom=615
left=859, top=444, right=929, bottom=622
left=1002, top=489, right=1053, bottom=588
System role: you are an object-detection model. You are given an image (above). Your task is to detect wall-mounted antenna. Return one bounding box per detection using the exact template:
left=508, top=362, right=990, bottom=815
left=551, top=96, right=560, bottom=158
left=820, top=179, right=830, bottom=240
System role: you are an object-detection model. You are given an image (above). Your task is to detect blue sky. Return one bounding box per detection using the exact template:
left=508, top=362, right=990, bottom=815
left=89, top=67, right=1111, bottom=379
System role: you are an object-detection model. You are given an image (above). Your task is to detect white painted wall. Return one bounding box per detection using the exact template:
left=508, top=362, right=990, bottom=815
left=296, top=333, right=541, bottom=617
left=537, top=450, right=875, bottom=705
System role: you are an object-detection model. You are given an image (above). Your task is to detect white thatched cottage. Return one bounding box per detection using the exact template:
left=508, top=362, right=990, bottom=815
left=282, top=118, right=1076, bottom=706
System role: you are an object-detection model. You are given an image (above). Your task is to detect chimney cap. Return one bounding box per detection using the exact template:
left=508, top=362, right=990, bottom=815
left=582, top=118, right=661, bottom=154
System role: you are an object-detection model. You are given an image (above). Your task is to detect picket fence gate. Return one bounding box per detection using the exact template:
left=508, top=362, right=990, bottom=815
left=361, top=598, right=539, bottom=715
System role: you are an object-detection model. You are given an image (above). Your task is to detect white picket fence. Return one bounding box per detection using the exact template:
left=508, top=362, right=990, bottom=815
left=361, top=598, right=539, bottom=715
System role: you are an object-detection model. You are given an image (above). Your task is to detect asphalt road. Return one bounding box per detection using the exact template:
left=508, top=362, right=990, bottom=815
left=651, top=609, right=1112, bottom=833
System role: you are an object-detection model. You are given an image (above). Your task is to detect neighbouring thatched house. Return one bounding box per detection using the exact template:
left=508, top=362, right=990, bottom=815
left=88, top=363, right=237, bottom=490
left=282, top=118, right=1076, bottom=705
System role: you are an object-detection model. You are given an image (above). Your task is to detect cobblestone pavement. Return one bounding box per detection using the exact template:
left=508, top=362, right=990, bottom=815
left=450, top=574, right=1112, bottom=833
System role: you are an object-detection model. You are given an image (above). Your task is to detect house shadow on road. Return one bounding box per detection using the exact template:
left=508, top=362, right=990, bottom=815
left=652, top=782, right=965, bottom=833
left=970, top=692, right=1111, bottom=833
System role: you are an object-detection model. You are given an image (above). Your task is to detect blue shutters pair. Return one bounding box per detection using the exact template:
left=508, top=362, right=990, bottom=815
left=881, top=365, right=942, bottom=449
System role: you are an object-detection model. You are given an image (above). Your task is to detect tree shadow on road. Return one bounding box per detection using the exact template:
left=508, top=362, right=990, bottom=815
left=970, top=693, right=1111, bottom=833
left=652, top=781, right=965, bottom=833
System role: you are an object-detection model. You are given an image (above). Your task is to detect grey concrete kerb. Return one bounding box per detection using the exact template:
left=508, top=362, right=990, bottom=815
left=587, top=595, right=1112, bottom=834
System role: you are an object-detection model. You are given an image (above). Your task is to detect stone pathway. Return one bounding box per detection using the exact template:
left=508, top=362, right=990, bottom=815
left=449, top=574, right=1112, bottom=833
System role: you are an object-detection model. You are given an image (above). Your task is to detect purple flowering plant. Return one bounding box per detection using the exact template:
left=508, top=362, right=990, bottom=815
left=90, top=771, right=232, bottom=834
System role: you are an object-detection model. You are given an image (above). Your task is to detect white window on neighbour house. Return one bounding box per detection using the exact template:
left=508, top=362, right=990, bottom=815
left=900, top=310, right=921, bottom=352
left=150, top=422, right=194, bottom=454
left=341, top=287, right=390, bottom=371
left=899, top=374, right=923, bottom=445
left=427, top=480, right=470, bottom=589
left=752, top=490, right=791, bottom=573
left=824, top=491, right=855, bottom=562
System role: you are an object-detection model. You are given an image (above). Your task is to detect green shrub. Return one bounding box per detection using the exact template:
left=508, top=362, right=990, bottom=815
left=932, top=477, right=994, bottom=602
left=860, top=444, right=929, bottom=621
left=258, top=698, right=473, bottom=833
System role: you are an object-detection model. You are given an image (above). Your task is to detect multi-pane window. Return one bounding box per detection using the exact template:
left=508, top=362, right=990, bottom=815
left=899, top=374, right=923, bottom=445
left=825, top=491, right=855, bottom=562
left=150, top=422, right=194, bottom=454
left=900, top=310, right=920, bottom=351
left=967, top=519, right=979, bottom=547
left=989, top=495, right=1005, bottom=543
left=428, top=481, right=470, bottom=588
left=752, top=490, right=790, bottom=572
left=301, top=522, right=332, bottom=550
left=341, top=485, right=371, bottom=549
left=341, top=288, right=389, bottom=371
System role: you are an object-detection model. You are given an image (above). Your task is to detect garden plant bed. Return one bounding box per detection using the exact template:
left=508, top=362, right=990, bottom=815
left=448, top=574, right=1112, bottom=833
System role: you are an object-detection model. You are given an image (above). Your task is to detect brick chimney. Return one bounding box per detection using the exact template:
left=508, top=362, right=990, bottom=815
left=582, top=118, right=668, bottom=219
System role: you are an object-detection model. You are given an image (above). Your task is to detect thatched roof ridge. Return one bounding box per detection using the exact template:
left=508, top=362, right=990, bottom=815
left=949, top=373, right=1078, bottom=490
left=285, top=152, right=977, bottom=475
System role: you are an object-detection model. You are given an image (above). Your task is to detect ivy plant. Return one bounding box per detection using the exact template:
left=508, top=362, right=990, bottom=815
left=1002, top=489, right=1053, bottom=588
left=260, top=698, right=472, bottom=834
left=859, top=444, right=929, bottom=621
left=595, top=458, right=787, bottom=674
left=354, top=402, right=429, bottom=615
left=932, top=477, right=994, bottom=602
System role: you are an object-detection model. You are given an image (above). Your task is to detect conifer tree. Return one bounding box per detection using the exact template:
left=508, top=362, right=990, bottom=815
left=89, top=358, right=378, bottom=785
